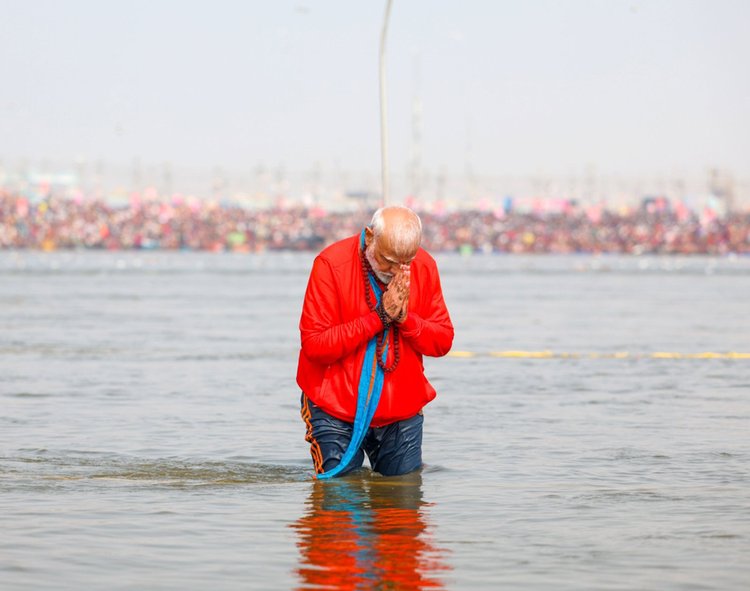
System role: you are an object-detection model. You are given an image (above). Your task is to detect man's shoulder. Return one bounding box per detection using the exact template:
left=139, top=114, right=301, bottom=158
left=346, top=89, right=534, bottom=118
left=414, top=246, right=438, bottom=269
left=317, top=234, right=358, bottom=267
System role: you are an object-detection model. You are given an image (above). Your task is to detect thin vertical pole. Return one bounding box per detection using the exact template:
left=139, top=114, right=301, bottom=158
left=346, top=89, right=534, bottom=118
left=379, top=0, right=394, bottom=206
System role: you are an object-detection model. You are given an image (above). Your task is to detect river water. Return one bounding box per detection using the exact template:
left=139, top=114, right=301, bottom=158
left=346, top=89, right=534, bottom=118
left=1, top=251, right=749, bottom=590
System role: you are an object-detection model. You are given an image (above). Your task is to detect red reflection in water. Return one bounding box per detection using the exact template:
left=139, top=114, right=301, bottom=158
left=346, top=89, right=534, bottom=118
left=291, top=472, right=450, bottom=590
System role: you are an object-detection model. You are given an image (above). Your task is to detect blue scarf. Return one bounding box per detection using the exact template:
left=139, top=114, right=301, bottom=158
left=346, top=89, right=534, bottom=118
left=317, top=230, right=390, bottom=479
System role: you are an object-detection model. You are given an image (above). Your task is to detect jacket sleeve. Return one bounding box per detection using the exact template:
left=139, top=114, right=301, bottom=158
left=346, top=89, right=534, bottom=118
left=399, top=263, right=454, bottom=357
left=300, top=255, right=383, bottom=365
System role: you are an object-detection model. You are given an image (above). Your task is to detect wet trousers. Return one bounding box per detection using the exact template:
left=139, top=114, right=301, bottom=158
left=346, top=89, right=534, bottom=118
left=300, top=394, right=424, bottom=477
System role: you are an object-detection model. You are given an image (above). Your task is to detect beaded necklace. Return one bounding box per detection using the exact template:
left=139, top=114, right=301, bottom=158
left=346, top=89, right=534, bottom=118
left=360, top=246, right=400, bottom=373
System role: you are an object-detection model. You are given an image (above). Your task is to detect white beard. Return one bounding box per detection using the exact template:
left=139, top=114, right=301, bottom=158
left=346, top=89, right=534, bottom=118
left=365, top=245, right=393, bottom=284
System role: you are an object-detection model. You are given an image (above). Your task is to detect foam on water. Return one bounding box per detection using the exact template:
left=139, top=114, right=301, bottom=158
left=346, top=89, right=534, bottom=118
left=1, top=452, right=310, bottom=490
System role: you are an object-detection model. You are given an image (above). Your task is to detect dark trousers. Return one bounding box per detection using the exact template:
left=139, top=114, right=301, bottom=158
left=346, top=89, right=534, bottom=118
left=301, top=394, right=424, bottom=477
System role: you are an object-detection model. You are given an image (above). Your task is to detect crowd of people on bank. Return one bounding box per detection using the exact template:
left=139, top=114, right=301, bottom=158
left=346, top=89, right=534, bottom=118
left=1, top=189, right=748, bottom=254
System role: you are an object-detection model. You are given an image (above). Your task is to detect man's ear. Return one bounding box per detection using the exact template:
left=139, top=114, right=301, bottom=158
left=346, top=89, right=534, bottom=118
left=364, top=226, right=374, bottom=248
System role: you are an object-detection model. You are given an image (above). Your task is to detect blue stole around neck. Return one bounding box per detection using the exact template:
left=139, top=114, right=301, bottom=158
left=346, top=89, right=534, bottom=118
left=316, top=230, right=390, bottom=479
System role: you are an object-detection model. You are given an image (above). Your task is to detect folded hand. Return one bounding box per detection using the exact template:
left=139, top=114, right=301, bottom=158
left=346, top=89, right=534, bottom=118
left=382, top=264, right=410, bottom=323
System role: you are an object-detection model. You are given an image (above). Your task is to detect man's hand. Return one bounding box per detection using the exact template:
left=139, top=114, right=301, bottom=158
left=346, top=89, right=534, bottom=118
left=381, top=264, right=410, bottom=323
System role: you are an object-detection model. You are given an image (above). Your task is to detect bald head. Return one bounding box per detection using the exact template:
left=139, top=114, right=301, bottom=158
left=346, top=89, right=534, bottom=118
left=369, top=206, right=422, bottom=259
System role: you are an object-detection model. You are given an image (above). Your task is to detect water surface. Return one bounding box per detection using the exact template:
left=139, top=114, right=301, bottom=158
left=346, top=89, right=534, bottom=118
left=1, top=251, right=749, bottom=589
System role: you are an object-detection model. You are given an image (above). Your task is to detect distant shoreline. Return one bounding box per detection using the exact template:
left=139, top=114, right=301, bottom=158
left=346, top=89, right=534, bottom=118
left=2, top=191, right=748, bottom=255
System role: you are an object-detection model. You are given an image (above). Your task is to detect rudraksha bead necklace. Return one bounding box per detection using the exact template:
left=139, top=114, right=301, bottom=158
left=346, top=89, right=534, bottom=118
left=360, top=246, right=400, bottom=373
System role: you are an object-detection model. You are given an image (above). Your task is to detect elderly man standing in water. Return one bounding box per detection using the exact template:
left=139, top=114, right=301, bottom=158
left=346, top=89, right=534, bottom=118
left=297, top=205, right=454, bottom=478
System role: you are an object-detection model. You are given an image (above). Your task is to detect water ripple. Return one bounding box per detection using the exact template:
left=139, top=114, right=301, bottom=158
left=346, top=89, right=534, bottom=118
left=0, top=452, right=310, bottom=490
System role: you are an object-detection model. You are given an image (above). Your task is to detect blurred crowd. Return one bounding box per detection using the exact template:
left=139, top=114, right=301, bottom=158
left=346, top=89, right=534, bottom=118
left=1, top=190, right=748, bottom=255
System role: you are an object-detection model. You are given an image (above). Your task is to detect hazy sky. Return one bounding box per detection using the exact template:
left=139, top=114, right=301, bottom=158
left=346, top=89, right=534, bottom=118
left=1, top=0, right=748, bottom=179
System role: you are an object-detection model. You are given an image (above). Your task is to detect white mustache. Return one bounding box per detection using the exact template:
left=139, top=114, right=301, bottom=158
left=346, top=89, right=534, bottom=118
left=365, top=247, right=393, bottom=284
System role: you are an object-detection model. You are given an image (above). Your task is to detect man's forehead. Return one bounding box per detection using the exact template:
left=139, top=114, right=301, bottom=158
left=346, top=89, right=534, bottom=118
left=382, top=251, right=416, bottom=264
left=377, top=235, right=417, bottom=263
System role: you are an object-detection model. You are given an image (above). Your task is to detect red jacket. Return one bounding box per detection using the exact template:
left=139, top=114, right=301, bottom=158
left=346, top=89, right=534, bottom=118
left=297, top=235, right=453, bottom=427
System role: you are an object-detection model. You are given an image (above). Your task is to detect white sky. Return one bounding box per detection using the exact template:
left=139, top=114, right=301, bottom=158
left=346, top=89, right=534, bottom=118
left=1, top=0, right=748, bottom=180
